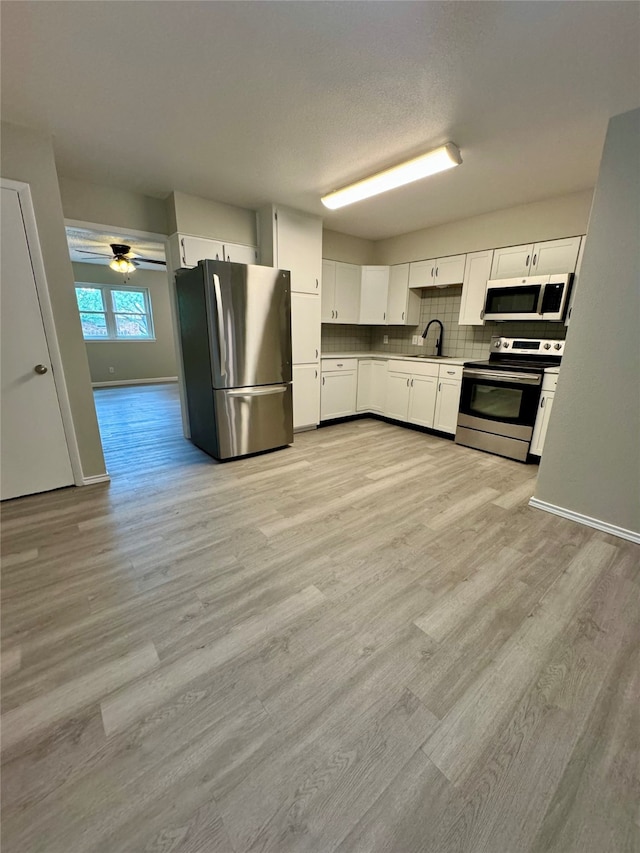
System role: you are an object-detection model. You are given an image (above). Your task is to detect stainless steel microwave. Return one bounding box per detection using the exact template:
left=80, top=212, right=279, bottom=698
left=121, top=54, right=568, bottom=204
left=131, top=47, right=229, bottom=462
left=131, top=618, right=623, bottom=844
left=483, top=273, right=573, bottom=321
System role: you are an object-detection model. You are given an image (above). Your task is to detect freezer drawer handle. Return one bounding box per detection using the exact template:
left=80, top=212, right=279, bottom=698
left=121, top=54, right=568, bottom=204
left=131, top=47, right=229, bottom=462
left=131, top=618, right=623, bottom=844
left=212, top=274, right=227, bottom=377
left=226, top=385, right=288, bottom=398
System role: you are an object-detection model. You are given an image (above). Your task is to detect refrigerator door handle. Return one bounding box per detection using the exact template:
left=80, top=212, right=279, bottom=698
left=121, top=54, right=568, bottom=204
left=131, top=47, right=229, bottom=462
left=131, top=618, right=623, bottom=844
left=226, top=384, right=288, bottom=398
left=212, top=274, right=227, bottom=376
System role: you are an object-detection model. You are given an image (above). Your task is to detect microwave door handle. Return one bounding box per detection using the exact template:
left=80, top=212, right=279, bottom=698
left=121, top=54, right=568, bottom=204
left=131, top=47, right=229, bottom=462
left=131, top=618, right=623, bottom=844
left=537, top=282, right=546, bottom=315
left=212, top=274, right=227, bottom=376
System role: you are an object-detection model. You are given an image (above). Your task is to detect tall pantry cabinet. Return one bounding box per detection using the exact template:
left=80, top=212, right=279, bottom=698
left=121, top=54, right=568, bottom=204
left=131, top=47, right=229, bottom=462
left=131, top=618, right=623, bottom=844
left=258, top=206, right=323, bottom=430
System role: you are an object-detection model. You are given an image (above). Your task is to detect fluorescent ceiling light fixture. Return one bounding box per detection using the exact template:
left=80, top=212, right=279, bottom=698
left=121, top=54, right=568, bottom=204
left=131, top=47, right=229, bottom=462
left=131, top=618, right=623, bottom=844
left=321, top=142, right=462, bottom=210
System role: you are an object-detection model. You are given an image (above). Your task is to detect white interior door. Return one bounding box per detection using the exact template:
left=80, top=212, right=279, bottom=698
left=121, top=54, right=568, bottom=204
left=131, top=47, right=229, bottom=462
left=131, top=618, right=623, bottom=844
left=1, top=186, right=74, bottom=500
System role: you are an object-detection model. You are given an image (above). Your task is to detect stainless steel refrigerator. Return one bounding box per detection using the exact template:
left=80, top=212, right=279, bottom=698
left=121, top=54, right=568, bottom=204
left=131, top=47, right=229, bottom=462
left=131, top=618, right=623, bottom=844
left=175, top=259, right=293, bottom=460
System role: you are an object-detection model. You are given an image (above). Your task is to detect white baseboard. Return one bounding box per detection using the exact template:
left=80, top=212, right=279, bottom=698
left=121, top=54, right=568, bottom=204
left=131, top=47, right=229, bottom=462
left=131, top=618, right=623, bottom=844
left=528, top=497, right=640, bottom=544
left=92, top=377, right=178, bottom=388
left=82, top=473, right=111, bottom=486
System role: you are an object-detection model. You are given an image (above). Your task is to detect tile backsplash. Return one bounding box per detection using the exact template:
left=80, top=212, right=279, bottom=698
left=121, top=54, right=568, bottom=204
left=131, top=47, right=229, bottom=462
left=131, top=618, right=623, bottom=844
left=322, top=285, right=567, bottom=358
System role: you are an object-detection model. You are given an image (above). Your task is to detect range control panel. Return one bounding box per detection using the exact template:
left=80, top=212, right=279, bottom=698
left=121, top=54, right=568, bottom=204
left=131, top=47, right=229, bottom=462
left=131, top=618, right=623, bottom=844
left=491, top=336, right=565, bottom=355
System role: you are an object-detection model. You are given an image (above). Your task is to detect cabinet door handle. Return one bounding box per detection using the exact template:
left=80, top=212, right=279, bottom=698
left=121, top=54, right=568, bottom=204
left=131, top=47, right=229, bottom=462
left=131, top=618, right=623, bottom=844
left=446, top=370, right=455, bottom=375
left=431, top=267, right=434, bottom=278
left=439, top=382, right=442, bottom=392
left=322, top=376, right=325, bottom=385
left=315, top=349, right=318, bottom=359
left=315, top=369, right=318, bottom=379
left=435, top=267, right=439, bottom=277
left=480, top=309, right=485, bottom=319
left=540, top=397, right=545, bottom=408
left=331, top=310, right=335, bottom=319
left=336, top=310, right=338, bottom=319
left=383, top=311, right=386, bottom=320
left=181, top=238, right=186, bottom=265
left=402, top=311, right=405, bottom=320
left=336, top=363, right=343, bottom=367
left=532, top=253, right=537, bottom=267
left=526, top=254, right=531, bottom=267
left=407, top=378, right=410, bottom=387
left=316, top=278, right=319, bottom=289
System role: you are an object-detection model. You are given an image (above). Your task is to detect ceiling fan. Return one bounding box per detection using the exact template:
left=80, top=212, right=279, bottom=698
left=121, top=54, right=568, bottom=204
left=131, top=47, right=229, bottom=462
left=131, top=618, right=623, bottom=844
left=77, top=243, right=166, bottom=272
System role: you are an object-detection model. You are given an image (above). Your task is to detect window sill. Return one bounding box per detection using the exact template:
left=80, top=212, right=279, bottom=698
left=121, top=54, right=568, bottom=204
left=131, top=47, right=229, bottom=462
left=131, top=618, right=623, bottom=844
left=84, top=338, right=158, bottom=343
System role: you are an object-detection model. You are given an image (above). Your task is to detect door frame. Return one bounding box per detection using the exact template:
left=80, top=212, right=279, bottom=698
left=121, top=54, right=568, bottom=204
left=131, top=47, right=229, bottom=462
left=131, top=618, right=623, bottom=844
left=2, top=178, right=85, bottom=486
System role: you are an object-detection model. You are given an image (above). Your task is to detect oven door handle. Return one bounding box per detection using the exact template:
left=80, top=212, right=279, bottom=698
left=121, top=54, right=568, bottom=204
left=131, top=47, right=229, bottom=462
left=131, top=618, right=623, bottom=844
left=463, top=369, right=542, bottom=385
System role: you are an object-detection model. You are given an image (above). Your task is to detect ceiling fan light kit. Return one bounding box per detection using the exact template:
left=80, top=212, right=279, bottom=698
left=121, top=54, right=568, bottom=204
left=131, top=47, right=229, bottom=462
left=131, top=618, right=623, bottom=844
left=321, top=142, right=462, bottom=210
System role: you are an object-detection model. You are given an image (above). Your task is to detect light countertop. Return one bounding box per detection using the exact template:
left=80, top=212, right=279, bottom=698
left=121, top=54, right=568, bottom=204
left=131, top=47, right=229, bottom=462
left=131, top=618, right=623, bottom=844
left=320, top=351, right=470, bottom=365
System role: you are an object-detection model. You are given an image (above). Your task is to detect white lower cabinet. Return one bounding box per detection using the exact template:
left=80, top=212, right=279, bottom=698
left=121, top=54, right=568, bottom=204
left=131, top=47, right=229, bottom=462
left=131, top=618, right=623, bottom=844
left=293, top=364, right=320, bottom=430
left=433, top=377, right=462, bottom=434
left=382, top=360, right=462, bottom=434
left=530, top=373, right=558, bottom=456
left=321, top=359, right=358, bottom=420
left=408, top=375, right=438, bottom=427
left=385, top=372, right=411, bottom=421
left=357, top=360, right=386, bottom=412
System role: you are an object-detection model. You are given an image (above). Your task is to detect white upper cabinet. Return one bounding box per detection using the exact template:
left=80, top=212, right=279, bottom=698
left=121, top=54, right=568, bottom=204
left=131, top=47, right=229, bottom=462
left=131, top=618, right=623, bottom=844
left=291, top=292, right=321, bottom=365
left=458, top=249, right=494, bottom=325
left=259, top=206, right=322, bottom=294
left=222, top=241, right=258, bottom=264
left=408, top=254, right=466, bottom=288
left=489, top=243, right=534, bottom=279
left=490, top=236, right=582, bottom=279
left=359, top=266, right=390, bottom=324
left=321, top=259, right=337, bottom=322
left=180, top=235, right=225, bottom=267
left=531, top=236, right=582, bottom=275
left=321, top=260, right=361, bottom=323
left=168, top=234, right=258, bottom=269
left=387, top=264, right=421, bottom=325
left=565, top=236, right=585, bottom=326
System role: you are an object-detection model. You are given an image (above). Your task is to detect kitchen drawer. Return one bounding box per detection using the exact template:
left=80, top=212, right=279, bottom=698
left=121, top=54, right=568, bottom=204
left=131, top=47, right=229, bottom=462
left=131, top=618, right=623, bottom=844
left=542, top=372, right=559, bottom=391
left=321, top=358, right=358, bottom=372
left=438, top=364, right=463, bottom=381
left=387, top=359, right=439, bottom=377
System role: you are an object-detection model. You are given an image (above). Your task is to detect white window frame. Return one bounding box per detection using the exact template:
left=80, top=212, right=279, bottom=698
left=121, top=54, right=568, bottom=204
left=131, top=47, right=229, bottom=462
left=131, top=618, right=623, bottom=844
left=75, top=282, right=156, bottom=342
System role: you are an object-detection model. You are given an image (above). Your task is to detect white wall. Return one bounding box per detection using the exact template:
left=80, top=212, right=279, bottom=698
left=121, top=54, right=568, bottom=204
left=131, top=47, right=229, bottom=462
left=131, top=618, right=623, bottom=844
left=374, top=189, right=593, bottom=264
left=73, top=263, right=177, bottom=384
left=322, top=229, right=376, bottom=265
left=168, top=190, right=256, bottom=245
left=1, top=122, right=106, bottom=478
left=534, top=108, right=640, bottom=539
left=59, top=177, right=168, bottom=235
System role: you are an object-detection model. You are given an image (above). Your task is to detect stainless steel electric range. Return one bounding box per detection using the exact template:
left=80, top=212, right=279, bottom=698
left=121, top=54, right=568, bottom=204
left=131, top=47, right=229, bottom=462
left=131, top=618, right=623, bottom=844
left=455, top=335, right=564, bottom=462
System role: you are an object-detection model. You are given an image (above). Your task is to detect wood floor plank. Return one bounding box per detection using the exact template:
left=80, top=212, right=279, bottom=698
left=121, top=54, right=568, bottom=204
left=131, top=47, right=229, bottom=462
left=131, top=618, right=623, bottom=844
left=1, top=384, right=637, bottom=853
left=1, top=642, right=159, bottom=755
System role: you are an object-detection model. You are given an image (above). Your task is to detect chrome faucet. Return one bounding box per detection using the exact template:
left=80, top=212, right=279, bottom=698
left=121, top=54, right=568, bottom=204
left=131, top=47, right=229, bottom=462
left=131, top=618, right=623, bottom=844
left=422, top=319, right=444, bottom=356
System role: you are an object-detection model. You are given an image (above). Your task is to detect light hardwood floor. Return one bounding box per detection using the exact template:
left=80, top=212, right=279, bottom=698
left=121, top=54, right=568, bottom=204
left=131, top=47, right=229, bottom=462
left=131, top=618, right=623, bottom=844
left=1, top=383, right=638, bottom=853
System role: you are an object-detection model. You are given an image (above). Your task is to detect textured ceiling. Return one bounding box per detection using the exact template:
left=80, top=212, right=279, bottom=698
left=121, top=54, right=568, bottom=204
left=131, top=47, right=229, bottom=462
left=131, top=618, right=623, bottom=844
left=2, top=2, right=639, bottom=240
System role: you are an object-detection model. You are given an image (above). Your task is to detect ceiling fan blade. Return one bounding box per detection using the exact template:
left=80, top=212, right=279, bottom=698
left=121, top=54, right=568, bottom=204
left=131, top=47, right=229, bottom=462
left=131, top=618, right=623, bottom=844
left=135, top=257, right=167, bottom=266
left=77, top=250, right=112, bottom=257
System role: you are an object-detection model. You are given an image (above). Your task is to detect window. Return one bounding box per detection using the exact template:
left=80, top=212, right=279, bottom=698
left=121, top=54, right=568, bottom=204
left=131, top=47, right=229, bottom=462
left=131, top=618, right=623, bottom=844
left=75, top=284, right=155, bottom=341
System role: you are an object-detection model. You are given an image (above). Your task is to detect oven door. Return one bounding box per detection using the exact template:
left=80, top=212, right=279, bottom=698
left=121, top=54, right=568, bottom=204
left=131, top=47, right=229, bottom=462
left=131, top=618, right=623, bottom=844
left=458, top=368, right=542, bottom=436
left=456, top=368, right=543, bottom=461
left=483, top=278, right=544, bottom=320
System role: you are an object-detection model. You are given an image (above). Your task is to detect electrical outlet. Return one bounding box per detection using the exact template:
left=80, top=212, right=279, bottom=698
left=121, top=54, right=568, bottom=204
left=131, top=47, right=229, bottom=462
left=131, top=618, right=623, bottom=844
left=108, top=367, right=115, bottom=374
left=383, top=335, right=389, bottom=344
left=416, top=336, right=423, bottom=346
